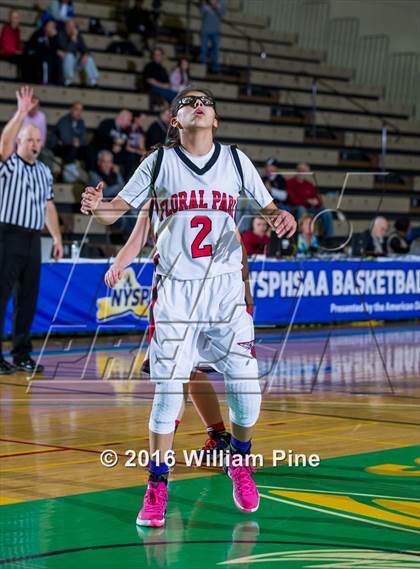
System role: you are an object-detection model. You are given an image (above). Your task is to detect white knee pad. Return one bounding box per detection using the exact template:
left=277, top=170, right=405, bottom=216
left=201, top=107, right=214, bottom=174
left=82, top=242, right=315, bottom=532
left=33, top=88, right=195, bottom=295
left=149, top=381, right=185, bottom=434
left=225, top=379, right=262, bottom=428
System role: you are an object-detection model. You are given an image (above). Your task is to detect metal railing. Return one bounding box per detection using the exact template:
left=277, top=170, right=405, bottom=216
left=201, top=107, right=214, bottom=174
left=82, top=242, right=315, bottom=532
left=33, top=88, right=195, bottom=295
left=326, top=17, right=359, bottom=69
left=414, top=72, right=420, bottom=120
left=246, top=0, right=299, bottom=34
left=243, top=0, right=418, bottom=120
left=385, top=52, right=418, bottom=107
left=355, top=34, right=389, bottom=86
left=296, top=0, right=330, bottom=51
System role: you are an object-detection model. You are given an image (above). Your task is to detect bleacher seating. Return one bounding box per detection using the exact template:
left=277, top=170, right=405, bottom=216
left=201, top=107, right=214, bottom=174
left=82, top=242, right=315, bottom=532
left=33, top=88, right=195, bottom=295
left=0, top=0, right=419, bottom=248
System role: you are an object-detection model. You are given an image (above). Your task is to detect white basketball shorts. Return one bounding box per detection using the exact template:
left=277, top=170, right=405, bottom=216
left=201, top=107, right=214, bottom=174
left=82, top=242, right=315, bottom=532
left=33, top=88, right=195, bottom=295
left=149, top=271, right=258, bottom=383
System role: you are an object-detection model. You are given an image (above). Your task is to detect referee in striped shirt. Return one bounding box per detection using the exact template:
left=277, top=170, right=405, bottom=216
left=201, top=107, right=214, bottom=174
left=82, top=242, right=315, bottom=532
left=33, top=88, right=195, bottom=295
left=0, top=86, right=63, bottom=375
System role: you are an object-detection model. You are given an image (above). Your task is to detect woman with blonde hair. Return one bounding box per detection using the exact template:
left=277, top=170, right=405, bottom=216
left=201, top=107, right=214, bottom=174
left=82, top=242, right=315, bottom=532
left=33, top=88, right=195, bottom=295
left=297, top=213, right=319, bottom=255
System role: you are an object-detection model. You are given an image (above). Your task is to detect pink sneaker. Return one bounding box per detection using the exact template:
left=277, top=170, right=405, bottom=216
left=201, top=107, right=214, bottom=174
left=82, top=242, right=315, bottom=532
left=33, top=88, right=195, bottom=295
left=136, top=481, right=168, bottom=527
left=228, top=465, right=260, bottom=513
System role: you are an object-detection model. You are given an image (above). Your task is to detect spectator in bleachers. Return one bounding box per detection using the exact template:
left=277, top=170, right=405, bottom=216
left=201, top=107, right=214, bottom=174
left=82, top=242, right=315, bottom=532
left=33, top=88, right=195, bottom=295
left=88, top=151, right=124, bottom=199
left=48, top=0, right=75, bottom=27
left=20, top=98, right=54, bottom=170
left=0, top=10, right=23, bottom=66
left=57, top=19, right=99, bottom=86
left=409, top=237, right=420, bottom=256
left=200, top=0, right=226, bottom=74
left=93, top=109, right=137, bottom=179
left=365, top=216, right=388, bottom=256
left=145, top=107, right=170, bottom=149
left=407, top=225, right=420, bottom=244
left=235, top=194, right=254, bottom=233
left=143, top=47, right=177, bottom=103
left=386, top=216, right=410, bottom=255
left=127, top=112, right=146, bottom=157
left=170, top=58, right=190, bottom=92
left=51, top=101, right=95, bottom=178
left=262, top=158, right=288, bottom=209
left=126, top=0, right=155, bottom=53
left=22, top=99, right=47, bottom=147
left=24, top=19, right=61, bottom=84
left=287, top=162, right=333, bottom=238
left=297, top=214, right=319, bottom=255
left=242, top=215, right=270, bottom=257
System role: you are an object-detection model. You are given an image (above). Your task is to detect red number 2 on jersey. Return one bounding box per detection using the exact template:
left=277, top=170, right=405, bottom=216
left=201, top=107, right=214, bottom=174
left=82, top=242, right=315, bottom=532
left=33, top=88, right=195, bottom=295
left=191, top=216, right=212, bottom=258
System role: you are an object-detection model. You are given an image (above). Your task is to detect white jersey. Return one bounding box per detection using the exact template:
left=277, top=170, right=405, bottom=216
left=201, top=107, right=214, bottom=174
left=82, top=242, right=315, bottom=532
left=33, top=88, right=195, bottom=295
left=118, top=142, right=272, bottom=280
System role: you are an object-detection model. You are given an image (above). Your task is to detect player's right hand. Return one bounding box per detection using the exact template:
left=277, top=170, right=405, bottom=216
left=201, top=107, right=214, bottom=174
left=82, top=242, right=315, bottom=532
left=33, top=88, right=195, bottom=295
left=81, top=182, right=104, bottom=215
left=104, top=264, right=124, bottom=288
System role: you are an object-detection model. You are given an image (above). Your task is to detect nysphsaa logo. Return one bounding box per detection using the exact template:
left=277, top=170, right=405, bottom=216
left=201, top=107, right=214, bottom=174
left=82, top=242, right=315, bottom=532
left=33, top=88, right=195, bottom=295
left=96, top=268, right=150, bottom=321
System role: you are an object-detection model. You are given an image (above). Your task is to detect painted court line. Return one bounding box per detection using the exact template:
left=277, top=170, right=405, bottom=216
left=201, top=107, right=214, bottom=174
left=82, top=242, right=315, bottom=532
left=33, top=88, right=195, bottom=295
left=0, top=416, right=312, bottom=462
left=252, top=423, right=372, bottom=444
left=2, top=540, right=418, bottom=566
left=0, top=448, right=67, bottom=459
left=0, top=437, right=132, bottom=460
left=264, top=401, right=420, bottom=408
left=259, top=493, right=420, bottom=535
left=0, top=457, right=100, bottom=473
left=319, top=433, right=417, bottom=447
left=257, top=485, right=420, bottom=502
left=0, top=496, right=21, bottom=505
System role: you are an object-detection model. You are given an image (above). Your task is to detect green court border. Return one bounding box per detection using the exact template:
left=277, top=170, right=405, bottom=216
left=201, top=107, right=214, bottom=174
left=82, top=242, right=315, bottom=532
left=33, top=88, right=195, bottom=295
left=1, top=444, right=419, bottom=568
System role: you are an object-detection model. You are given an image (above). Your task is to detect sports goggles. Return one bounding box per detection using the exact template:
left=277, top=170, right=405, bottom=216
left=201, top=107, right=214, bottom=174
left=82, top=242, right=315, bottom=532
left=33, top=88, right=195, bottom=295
left=175, top=95, right=215, bottom=113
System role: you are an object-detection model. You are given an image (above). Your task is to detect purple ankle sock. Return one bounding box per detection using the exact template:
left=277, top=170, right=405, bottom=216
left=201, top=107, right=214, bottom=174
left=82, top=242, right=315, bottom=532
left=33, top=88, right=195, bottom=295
left=149, top=459, right=169, bottom=478
left=230, top=437, right=251, bottom=454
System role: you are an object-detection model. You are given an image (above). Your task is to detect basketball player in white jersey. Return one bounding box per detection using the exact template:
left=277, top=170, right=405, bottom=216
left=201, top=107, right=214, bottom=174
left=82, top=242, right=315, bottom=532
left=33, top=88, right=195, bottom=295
left=104, top=200, right=254, bottom=455
left=81, top=87, right=296, bottom=526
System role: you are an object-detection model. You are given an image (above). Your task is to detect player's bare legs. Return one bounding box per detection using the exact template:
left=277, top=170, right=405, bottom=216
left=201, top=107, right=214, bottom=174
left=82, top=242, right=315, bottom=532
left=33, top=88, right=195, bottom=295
left=231, top=424, right=252, bottom=443
left=189, top=371, right=223, bottom=426
left=189, top=371, right=231, bottom=453
left=149, top=431, right=174, bottom=457
left=169, top=373, right=229, bottom=449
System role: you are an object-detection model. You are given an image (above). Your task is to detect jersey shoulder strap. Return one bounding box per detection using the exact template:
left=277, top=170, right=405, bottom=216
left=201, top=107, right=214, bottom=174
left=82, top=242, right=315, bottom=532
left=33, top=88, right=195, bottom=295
left=229, top=145, right=244, bottom=190
left=149, top=146, right=164, bottom=220
left=151, top=146, right=164, bottom=186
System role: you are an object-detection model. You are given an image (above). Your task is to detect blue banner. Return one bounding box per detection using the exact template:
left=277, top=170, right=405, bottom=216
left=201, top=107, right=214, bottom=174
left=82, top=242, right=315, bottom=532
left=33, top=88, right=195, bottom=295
left=5, top=258, right=420, bottom=334
left=249, top=258, right=420, bottom=325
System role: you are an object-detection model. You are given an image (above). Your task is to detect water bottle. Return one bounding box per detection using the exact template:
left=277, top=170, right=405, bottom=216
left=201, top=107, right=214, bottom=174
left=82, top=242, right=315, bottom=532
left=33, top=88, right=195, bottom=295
left=71, top=241, right=80, bottom=259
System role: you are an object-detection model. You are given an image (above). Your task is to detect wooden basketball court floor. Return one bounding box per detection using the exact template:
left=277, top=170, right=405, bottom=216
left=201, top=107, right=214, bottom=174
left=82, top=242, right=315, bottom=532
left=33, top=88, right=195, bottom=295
left=0, top=323, right=419, bottom=568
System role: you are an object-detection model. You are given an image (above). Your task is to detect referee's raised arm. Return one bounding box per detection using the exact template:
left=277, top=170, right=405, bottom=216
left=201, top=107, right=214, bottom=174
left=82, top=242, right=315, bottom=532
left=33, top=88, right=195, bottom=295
left=0, top=86, right=38, bottom=161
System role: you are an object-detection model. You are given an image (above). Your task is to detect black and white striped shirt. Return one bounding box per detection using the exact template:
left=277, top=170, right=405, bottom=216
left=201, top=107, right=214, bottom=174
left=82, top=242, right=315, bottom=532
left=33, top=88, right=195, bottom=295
left=0, top=153, right=54, bottom=230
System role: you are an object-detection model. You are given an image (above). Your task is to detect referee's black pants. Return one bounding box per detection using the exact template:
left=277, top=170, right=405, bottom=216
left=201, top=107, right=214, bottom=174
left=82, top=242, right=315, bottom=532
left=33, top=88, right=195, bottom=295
left=0, top=224, right=41, bottom=362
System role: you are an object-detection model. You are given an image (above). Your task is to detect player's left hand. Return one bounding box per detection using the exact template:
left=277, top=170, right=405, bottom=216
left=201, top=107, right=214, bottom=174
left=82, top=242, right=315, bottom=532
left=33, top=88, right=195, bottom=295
left=271, top=210, right=297, bottom=238
left=52, top=240, right=64, bottom=261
